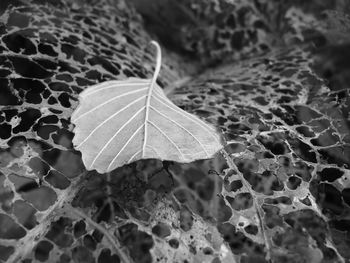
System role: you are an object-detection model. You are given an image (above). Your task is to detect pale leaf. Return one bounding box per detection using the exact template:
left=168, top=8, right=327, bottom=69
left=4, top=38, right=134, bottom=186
left=71, top=41, right=223, bottom=173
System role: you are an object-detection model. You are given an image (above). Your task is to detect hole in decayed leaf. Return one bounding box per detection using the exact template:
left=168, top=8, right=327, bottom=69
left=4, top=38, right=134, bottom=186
left=9, top=57, right=53, bottom=79
left=180, top=207, right=193, bottom=231
left=48, top=96, right=58, bottom=105
left=13, top=200, right=37, bottom=229
left=217, top=223, right=265, bottom=257
left=318, top=167, right=344, bottom=182
left=16, top=181, right=38, bottom=193
left=272, top=228, right=311, bottom=261
left=243, top=169, right=284, bottom=194
left=0, top=213, right=26, bottom=239
left=0, top=123, right=12, bottom=140
left=287, top=137, right=317, bottom=163
left=296, top=126, right=315, bottom=137
left=13, top=108, right=42, bottom=134
left=36, top=125, right=59, bottom=140
left=236, top=159, right=259, bottom=174
left=51, top=150, right=83, bottom=178
left=226, top=193, right=253, bottom=210
left=48, top=81, right=71, bottom=94
left=7, top=12, right=30, bottom=27
left=46, top=217, right=74, bottom=248
left=28, top=156, right=51, bottom=178
left=0, top=245, right=14, bottom=261
left=168, top=238, right=179, bottom=249
left=263, top=151, right=274, bottom=158
left=318, top=183, right=344, bottom=215
left=42, top=148, right=61, bottom=166
left=20, top=186, right=57, bottom=211
left=287, top=176, right=302, bottom=190
left=183, top=168, right=207, bottom=189
left=318, top=146, right=350, bottom=168
left=189, top=243, right=196, bottom=254
left=217, top=197, right=232, bottom=222
left=12, top=78, right=46, bottom=94
left=0, top=69, right=11, bottom=78
left=3, top=33, right=36, bottom=55
left=0, top=175, right=14, bottom=212
left=262, top=205, right=283, bottom=228
left=60, top=254, right=70, bottom=262
left=265, top=196, right=292, bottom=205
left=197, top=177, right=215, bottom=201
left=92, top=229, right=104, bottom=243
left=98, top=249, right=120, bottom=263
left=34, top=240, right=53, bottom=262
left=283, top=210, right=328, bottom=244
left=44, top=170, right=71, bottom=189
left=73, top=220, right=86, bottom=238
left=225, top=143, right=246, bottom=154
left=173, top=189, right=189, bottom=203
left=311, top=129, right=340, bottom=147
left=223, top=169, right=236, bottom=179
left=281, top=159, right=313, bottom=182
left=96, top=201, right=113, bottom=223
left=0, top=149, right=14, bottom=168
left=244, top=225, right=258, bottom=235
left=342, top=188, right=350, bottom=207
left=72, top=246, right=94, bottom=263
left=26, top=90, right=42, bottom=104
left=57, top=93, right=71, bottom=108
left=300, top=196, right=312, bottom=206
left=0, top=79, right=21, bottom=106
left=202, top=247, right=214, bottom=255
left=147, top=168, right=174, bottom=190
left=257, top=134, right=291, bottom=155
left=38, top=43, right=58, bottom=56
left=119, top=223, right=153, bottom=263
left=322, top=247, right=339, bottom=261
left=330, top=220, right=350, bottom=232
left=7, top=136, right=27, bottom=157
left=152, top=222, right=171, bottom=238
left=83, top=234, right=97, bottom=250
left=224, top=180, right=243, bottom=192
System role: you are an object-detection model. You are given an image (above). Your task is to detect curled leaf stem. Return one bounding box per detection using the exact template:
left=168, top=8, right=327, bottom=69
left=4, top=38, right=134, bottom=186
left=150, top=40, right=162, bottom=87
left=142, top=40, right=162, bottom=158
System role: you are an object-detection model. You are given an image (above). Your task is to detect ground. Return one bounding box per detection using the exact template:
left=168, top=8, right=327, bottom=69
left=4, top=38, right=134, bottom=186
left=0, top=0, right=349, bottom=262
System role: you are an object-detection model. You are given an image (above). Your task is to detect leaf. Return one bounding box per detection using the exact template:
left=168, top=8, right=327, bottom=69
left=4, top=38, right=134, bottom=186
left=71, top=42, right=223, bottom=174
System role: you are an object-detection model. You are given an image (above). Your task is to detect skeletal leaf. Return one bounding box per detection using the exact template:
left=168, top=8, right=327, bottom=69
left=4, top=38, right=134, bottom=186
left=71, top=41, right=223, bottom=174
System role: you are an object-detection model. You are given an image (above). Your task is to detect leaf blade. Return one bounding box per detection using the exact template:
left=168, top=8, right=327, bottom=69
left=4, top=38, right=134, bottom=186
left=72, top=79, right=223, bottom=173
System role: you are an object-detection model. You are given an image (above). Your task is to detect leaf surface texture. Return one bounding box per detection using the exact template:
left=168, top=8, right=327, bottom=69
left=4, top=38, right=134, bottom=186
left=71, top=78, right=223, bottom=173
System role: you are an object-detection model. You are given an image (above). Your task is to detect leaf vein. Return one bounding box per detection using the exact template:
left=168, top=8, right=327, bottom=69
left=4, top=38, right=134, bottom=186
left=107, top=124, right=145, bottom=170
left=152, top=93, right=220, bottom=144
left=149, top=105, right=209, bottom=158
left=90, top=106, right=146, bottom=168
left=146, top=145, right=161, bottom=159
left=82, top=81, right=150, bottom=97
left=74, top=87, right=148, bottom=121
left=128, top=150, right=141, bottom=164
left=148, top=120, right=185, bottom=160
left=76, top=95, right=146, bottom=148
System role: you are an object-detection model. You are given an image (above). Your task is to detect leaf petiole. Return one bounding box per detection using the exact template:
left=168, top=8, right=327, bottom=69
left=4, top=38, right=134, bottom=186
left=142, top=40, right=162, bottom=158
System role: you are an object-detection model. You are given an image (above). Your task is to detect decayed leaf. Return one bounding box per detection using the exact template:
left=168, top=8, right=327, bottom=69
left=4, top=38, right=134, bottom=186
left=71, top=41, right=223, bottom=173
